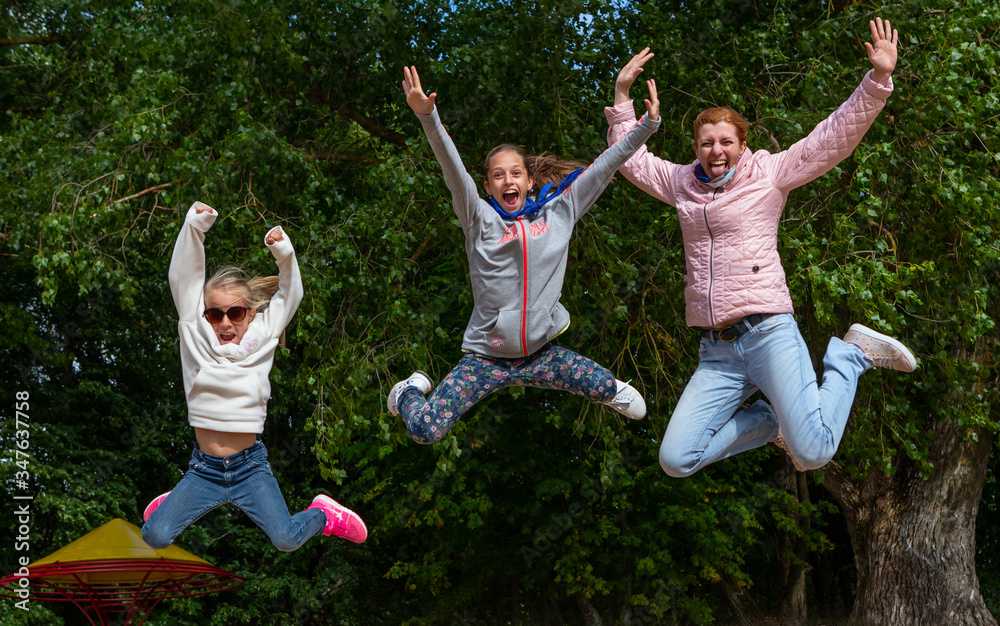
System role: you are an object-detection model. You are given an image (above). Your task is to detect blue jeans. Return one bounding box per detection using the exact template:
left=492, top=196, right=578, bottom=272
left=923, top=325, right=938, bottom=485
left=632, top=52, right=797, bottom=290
left=141, top=441, right=325, bottom=552
left=659, top=314, right=871, bottom=476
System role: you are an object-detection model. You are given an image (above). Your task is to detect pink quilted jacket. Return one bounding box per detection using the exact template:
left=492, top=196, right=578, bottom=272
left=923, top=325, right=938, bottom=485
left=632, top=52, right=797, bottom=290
left=605, top=71, right=894, bottom=328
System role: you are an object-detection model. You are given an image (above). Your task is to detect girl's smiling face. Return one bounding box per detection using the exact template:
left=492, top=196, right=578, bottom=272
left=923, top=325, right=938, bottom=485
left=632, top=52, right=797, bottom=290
left=204, top=288, right=256, bottom=345
left=484, top=150, right=534, bottom=213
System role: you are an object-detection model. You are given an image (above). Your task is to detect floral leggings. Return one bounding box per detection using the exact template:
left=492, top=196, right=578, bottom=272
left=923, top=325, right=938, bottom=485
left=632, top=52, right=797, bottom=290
left=398, top=344, right=618, bottom=444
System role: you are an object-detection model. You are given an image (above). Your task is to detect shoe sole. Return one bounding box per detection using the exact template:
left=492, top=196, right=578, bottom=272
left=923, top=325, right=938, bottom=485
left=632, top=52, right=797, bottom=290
left=143, top=492, right=171, bottom=522
left=848, top=324, right=917, bottom=372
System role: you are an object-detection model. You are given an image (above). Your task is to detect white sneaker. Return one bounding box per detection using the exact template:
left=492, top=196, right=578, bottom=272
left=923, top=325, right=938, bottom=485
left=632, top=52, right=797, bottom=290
left=606, top=380, right=646, bottom=420
left=843, top=324, right=917, bottom=372
left=387, top=371, right=433, bottom=416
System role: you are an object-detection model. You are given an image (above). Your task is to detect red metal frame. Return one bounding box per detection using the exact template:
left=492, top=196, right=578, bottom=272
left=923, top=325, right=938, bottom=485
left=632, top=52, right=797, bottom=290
left=0, top=558, right=243, bottom=626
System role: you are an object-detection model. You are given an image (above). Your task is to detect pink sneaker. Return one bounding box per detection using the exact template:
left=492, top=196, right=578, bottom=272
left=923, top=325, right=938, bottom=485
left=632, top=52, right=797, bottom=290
left=143, top=491, right=171, bottom=522
left=306, top=495, right=368, bottom=543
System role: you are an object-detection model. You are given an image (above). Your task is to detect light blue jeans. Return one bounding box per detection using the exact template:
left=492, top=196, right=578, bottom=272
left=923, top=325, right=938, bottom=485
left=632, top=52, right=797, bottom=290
left=142, top=441, right=325, bottom=551
left=659, top=314, right=871, bottom=476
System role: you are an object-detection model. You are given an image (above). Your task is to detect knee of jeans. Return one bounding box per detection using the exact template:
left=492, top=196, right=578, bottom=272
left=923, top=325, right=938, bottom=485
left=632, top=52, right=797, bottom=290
left=658, top=446, right=698, bottom=478
left=270, top=535, right=304, bottom=552
left=141, top=523, right=171, bottom=550
left=795, top=449, right=833, bottom=471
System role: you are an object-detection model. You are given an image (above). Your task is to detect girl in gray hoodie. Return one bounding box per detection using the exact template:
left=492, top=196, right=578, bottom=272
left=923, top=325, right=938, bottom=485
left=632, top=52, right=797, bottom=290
left=387, top=65, right=660, bottom=444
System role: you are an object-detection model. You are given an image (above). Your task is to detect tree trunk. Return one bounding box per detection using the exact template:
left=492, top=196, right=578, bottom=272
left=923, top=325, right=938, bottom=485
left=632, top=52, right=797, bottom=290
left=775, top=467, right=809, bottom=626
left=510, top=573, right=520, bottom=625
left=574, top=592, right=604, bottom=626
left=716, top=458, right=808, bottom=625
left=718, top=572, right=775, bottom=625
left=824, top=338, right=997, bottom=625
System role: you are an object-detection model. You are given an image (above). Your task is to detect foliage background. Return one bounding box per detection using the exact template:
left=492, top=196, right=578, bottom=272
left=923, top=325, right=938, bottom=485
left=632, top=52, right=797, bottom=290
left=1, top=0, right=997, bottom=624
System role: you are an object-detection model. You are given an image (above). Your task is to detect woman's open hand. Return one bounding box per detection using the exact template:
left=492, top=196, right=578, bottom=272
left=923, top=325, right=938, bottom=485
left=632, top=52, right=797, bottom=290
left=615, top=48, right=654, bottom=106
left=865, top=17, right=899, bottom=85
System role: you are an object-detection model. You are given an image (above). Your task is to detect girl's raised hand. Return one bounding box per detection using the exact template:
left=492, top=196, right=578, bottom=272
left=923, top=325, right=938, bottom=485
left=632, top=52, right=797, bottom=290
left=266, top=227, right=284, bottom=246
left=644, top=78, right=660, bottom=121
left=865, top=17, right=899, bottom=85
left=402, top=66, right=437, bottom=115
left=615, top=47, right=654, bottom=105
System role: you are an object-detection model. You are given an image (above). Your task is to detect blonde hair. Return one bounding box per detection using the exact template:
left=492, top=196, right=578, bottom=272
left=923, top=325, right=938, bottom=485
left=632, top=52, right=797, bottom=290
left=692, top=107, right=750, bottom=147
left=205, top=267, right=285, bottom=345
left=484, top=144, right=587, bottom=190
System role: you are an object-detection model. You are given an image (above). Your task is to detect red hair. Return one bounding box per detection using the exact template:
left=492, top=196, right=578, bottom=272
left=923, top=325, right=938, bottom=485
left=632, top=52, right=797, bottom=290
left=692, top=107, right=750, bottom=146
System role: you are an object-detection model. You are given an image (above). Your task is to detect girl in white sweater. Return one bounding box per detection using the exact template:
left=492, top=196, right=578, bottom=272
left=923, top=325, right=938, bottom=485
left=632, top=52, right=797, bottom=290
left=141, top=201, right=367, bottom=551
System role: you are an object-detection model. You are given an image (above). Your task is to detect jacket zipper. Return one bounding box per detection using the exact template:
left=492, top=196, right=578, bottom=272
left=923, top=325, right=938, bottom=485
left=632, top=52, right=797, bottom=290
left=516, top=217, right=530, bottom=356
left=703, top=188, right=720, bottom=327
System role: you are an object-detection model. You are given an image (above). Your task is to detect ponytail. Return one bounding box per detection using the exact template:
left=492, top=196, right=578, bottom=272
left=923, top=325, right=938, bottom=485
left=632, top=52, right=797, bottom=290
left=484, top=144, right=586, bottom=191
left=526, top=153, right=587, bottom=188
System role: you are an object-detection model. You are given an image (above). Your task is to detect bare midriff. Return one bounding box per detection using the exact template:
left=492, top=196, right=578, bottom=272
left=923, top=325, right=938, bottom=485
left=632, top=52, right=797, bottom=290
left=194, top=428, right=258, bottom=457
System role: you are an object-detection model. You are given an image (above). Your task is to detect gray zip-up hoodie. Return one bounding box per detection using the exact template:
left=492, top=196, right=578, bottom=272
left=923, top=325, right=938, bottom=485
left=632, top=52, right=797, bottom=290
left=417, top=107, right=660, bottom=358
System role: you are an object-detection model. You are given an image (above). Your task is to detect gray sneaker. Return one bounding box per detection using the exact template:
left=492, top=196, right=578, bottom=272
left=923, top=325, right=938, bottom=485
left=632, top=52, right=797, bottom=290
left=771, top=432, right=808, bottom=472
left=387, top=371, right=433, bottom=416
left=606, top=380, right=646, bottom=420
left=843, top=324, right=917, bottom=372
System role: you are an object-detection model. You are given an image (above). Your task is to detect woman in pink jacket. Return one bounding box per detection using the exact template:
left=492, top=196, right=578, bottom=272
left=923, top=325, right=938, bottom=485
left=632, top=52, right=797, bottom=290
left=606, top=18, right=916, bottom=474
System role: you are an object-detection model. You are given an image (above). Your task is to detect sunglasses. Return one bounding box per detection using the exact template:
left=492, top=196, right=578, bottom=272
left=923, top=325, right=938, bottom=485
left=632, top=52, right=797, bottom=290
left=203, top=306, right=249, bottom=324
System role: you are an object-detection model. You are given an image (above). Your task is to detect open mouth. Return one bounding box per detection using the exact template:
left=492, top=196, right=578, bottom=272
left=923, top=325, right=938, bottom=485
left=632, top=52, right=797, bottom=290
left=709, top=160, right=728, bottom=175
left=219, top=333, right=237, bottom=344
left=502, top=189, right=520, bottom=209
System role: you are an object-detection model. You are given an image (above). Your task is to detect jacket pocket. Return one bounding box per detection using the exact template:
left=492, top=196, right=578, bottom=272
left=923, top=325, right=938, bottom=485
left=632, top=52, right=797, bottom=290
left=523, top=306, right=555, bottom=355
left=484, top=307, right=553, bottom=356
left=729, top=256, right=780, bottom=276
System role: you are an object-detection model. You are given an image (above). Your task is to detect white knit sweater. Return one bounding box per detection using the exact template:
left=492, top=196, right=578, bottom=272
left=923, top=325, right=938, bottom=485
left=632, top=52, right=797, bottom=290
left=168, top=202, right=302, bottom=433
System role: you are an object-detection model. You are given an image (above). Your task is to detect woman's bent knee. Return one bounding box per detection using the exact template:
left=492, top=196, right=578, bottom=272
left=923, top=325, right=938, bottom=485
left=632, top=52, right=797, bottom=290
left=795, top=450, right=834, bottom=472
left=658, top=448, right=699, bottom=478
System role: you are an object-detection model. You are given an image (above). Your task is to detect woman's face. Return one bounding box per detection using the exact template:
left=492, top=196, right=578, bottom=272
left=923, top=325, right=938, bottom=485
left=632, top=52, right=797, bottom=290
left=204, top=288, right=256, bottom=346
left=484, top=150, right=534, bottom=213
left=695, top=121, right=746, bottom=179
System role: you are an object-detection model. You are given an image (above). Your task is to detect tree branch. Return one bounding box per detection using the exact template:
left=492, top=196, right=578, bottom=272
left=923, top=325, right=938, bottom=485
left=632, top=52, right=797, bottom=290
left=113, top=183, right=172, bottom=205
left=334, top=99, right=408, bottom=147
left=0, top=37, right=62, bottom=47
left=307, top=89, right=408, bottom=147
